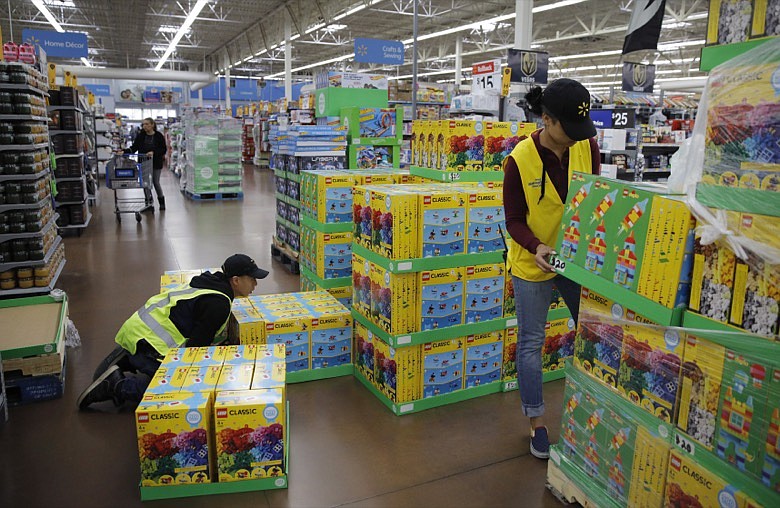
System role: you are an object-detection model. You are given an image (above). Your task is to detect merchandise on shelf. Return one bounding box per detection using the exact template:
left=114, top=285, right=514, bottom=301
left=554, top=173, right=695, bottom=309
left=299, top=228, right=352, bottom=280
left=464, top=264, right=505, bottom=324
left=483, top=122, right=535, bottom=171
left=464, top=331, right=503, bottom=389
left=314, top=71, right=389, bottom=90
left=466, top=188, right=505, bottom=254
left=552, top=365, right=673, bottom=508
left=340, top=107, right=402, bottom=140
left=181, top=109, right=243, bottom=196
left=418, top=267, right=464, bottom=331
left=422, top=338, right=464, bottom=398
left=348, top=144, right=401, bottom=170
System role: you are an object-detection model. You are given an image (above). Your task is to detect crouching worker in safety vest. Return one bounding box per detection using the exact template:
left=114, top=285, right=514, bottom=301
left=77, top=254, right=269, bottom=411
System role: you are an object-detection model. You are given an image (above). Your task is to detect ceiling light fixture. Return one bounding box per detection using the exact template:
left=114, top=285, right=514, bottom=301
left=155, top=0, right=209, bottom=70
left=80, top=57, right=91, bottom=67
left=31, top=0, right=65, bottom=32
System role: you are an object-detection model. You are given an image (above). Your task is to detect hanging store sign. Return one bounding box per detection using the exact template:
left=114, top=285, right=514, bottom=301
left=590, top=108, right=636, bottom=129
left=21, top=29, right=88, bottom=59
left=622, top=62, right=656, bottom=93
left=507, top=49, right=549, bottom=84
left=471, top=59, right=502, bottom=95
left=354, top=38, right=405, bottom=65
left=84, top=84, right=111, bottom=96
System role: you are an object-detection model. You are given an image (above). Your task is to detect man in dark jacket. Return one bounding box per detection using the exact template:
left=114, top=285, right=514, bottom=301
left=125, top=117, right=168, bottom=210
left=78, top=254, right=269, bottom=410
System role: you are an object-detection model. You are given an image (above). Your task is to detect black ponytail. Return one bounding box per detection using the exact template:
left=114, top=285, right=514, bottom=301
left=525, top=86, right=544, bottom=115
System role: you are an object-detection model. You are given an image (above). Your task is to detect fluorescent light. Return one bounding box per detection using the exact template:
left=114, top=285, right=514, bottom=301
left=325, top=24, right=348, bottom=32
left=333, top=0, right=383, bottom=21
left=31, top=0, right=65, bottom=32
left=151, top=45, right=168, bottom=52
left=265, top=53, right=354, bottom=78
left=551, top=49, right=623, bottom=62
left=657, top=39, right=705, bottom=51
left=534, top=0, right=589, bottom=13
left=664, top=21, right=691, bottom=29
left=155, top=0, right=209, bottom=71
left=80, top=57, right=91, bottom=67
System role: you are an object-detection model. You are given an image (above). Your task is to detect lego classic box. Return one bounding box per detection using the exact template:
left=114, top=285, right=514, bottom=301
left=556, top=174, right=693, bottom=309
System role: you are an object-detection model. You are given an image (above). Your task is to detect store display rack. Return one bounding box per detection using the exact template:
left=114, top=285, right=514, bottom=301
left=0, top=168, right=49, bottom=182
left=0, top=142, right=49, bottom=151
left=0, top=236, right=61, bottom=272
left=352, top=243, right=504, bottom=275
left=546, top=453, right=602, bottom=508
left=0, top=196, right=52, bottom=213
left=299, top=265, right=349, bottom=290
left=0, top=258, right=66, bottom=298
left=271, top=237, right=300, bottom=275
left=300, top=215, right=351, bottom=234
left=0, top=214, right=58, bottom=243
left=139, top=403, right=289, bottom=501
left=0, top=83, right=48, bottom=95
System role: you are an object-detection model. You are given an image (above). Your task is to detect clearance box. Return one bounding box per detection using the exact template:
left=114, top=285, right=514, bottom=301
left=135, top=391, right=214, bottom=486
left=214, top=388, right=285, bottom=481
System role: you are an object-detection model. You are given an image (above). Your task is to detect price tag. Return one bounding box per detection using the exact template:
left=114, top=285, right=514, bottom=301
left=472, top=59, right=501, bottom=95
left=674, top=432, right=695, bottom=456
left=550, top=256, right=566, bottom=273
left=448, top=172, right=461, bottom=181
left=610, top=108, right=636, bottom=129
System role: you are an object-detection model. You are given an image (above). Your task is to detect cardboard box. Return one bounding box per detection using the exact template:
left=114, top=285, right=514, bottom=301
left=181, top=365, right=223, bottom=393
left=502, top=327, right=518, bottom=382
left=371, top=262, right=416, bottom=335
left=369, top=186, right=419, bottom=259
left=464, top=264, right=505, bottom=324
left=340, top=107, right=400, bottom=139
left=556, top=174, right=694, bottom=308
left=543, top=317, right=576, bottom=374
left=418, top=268, right=464, bottom=331
left=464, top=331, right=503, bottom=388
left=214, top=388, right=285, bottom=481
left=373, top=336, right=421, bottom=403
left=348, top=144, right=401, bottom=170
left=216, top=364, right=255, bottom=391
left=310, top=313, right=352, bottom=369
left=440, top=120, right=485, bottom=172
left=690, top=235, right=737, bottom=323
left=422, top=339, right=464, bottom=398
left=221, top=345, right=259, bottom=365
left=419, top=189, right=467, bottom=258
left=466, top=188, right=506, bottom=254
left=263, top=317, right=310, bottom=374
left=483, top=122, right=535, bottom=171
left=352, top=252, right=372, bottom=318
left=354, top=320, right=375, bottom=383
left=665, top=449, right=758, bottom=508
left=135, top=392, right=214, bottom=486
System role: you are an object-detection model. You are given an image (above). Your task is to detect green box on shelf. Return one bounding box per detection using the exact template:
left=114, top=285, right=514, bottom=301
left=552, top=173, right=694, bottom=323
left=0, top=294, right=68, bottom=360
left=352, top=242, right=504, bottom=275
left=348, top=144, right=401, bottom=170
left=340, top=106, right=403, bottom=142
left=410, top=166, right=504, bottom=183
left=315, top=88, right=388, bottom=118
left=695, top=184, right=780, bottom=218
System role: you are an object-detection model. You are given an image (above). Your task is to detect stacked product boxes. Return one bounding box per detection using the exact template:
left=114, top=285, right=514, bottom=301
left=547, top=41, right=780, bottom=508
left=340, top=106, right=404, bottom=170
left=182, top=108, right=243, bottom=197
left=227, top=291, right=353, bottom=379
left=135, top=344, right=288, bottom=490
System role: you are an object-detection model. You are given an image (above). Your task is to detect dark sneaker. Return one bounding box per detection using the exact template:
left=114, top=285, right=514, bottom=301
left=530, top=426, right=550, bottom=459
left=78, top=365, right=123, bottom=411
left=93, top=346, right=129, bottom=381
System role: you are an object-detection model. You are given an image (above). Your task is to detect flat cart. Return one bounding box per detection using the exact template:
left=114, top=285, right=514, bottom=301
left=105, top=154, right=153, bottom=223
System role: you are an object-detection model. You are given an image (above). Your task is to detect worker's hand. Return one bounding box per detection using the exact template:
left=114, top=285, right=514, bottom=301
left=146, top=151, right=154, bottom=157
left=534, top=244, right=556, bottom=273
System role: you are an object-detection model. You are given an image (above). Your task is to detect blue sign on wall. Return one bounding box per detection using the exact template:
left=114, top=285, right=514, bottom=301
left=84, top=84, right=111, bottom=97
left=590, top=110, right=613, bottom=129
left=22, top=29, right=88, bottom=59
left=354, top=38, right=404, bottom=65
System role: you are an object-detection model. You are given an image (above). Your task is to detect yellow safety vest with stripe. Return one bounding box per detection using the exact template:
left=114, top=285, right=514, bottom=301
left=506, top=136, right=593, bottom=282
left=114, top=286, right=232, bottom=356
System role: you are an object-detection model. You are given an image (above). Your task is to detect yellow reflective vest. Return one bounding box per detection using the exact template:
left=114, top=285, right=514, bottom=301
left=114, top=286, right=232, bottom=356
left=506, top=136, right=593, bottom=282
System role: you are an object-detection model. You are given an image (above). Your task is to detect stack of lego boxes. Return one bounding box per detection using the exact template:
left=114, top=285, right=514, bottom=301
left=182, top=109, right=243, bottom=197
left=298, top=168, right=417, bottom=308
left=227, top=291, right=353, bottom=376
left=216, top=116, right=243, bottom=194
left=134, top=344, right=287, bottom=486
left=340, top=106, right=404, bottom=170
left=669, top=41, right=780, bottom=506
left=350, top=182, right=512, bottom=405
left=410, top=120, right=536, bottom=172
left=275, top=125, right=348, bottom=254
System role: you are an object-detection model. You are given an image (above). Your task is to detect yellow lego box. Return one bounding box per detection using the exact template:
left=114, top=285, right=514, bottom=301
left=419, top=267, right=465, bottom=331
left=216, top=364, right=255, bottom=391
left=160, top=348, right=192, bottom=369
left=135, top=391, right=214, bottom=486
left=186, top=346, right=227, bottom=367
left=729, top=212, right=780, bottom=337
left=214, top=388, right=286, bottom=481
left=145, top=367, right=177, bottom=395
left=228, top=305, right=266, bottom=345
left=373, top=335, right=421, bottom=403
left=313, top=172, right=355, bottom=224
left=311, top=313, right=352, bottom=369
left=502, top=327, right=518, bottom=382
left=354, top=320, right=375, bottom=383
left=690, top=230, right=737, bottom=323
left=464, top=331, right=503, bottom=388
left=419, top=188, right=467, bottom=258
left=423, top=120, right=436, bottom=169
left=311, top=230, right=353, bottom=280
left=422, top=338, right=464, bottom=398
left=542, top=317, right=576, bottom=374
left=464, top=264, right=505, bottom=324
left=411, top=120, right=422, bottom=167
left=350, top=169, right=397, bottom=186
left=483, top=121, right=535, bottom=171
left=369, top=186, right=419, bottom=259
left=665, top=449, right=759, bottom=508
left=182, top=365, right=223, bottom=393
left=262, top=315, right=311, bottom=374
left=466, top=188, right=505, bottom=254
left=352, top=252, right=371, bottom=318
left=222, top=345, right=259, bottom=365
left=252, top=361, right=286, bottom=390
left=440, top=120, right=484, bottom=172
left=371, top=261, right=417, bottom=335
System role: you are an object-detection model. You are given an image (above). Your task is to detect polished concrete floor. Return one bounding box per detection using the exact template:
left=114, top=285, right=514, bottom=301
left=0, top=168, right=566, bottom=508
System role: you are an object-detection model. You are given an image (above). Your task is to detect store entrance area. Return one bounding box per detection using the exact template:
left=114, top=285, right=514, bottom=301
left=0, top=167, right=564, bottom=507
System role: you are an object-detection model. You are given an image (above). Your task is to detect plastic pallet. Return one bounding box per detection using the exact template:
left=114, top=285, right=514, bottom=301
left=545, top=460, right=599, bottom=508
left=183, top=190, right=244, bottom=201
left=271, top=243, right=300, bottom=275
left=5, top=350, right=67, bottom=406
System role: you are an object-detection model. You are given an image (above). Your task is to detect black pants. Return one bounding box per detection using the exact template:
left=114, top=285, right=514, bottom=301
left=144, top=168, right=164, bottom=202
left=94, top=341, right=161, bottom=405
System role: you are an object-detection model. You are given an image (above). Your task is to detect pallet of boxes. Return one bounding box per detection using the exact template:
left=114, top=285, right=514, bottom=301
left=0, top=293, right=68, bottom=408
left=544, top=39, right=779, bottom=508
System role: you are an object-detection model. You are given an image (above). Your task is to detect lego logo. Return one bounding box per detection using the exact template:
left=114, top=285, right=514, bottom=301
left=422, top=273, right=431, bottom=281
left=670, top=455, right=682, bottom=470
left=424, top=344, right=432, bottom=351
left=137, top=413, right=149, bottom=423
left=266, top=323, right=275, bottom=330
left=326, top=178, right=332, bottom=184
left=424, top=196, right=431, bottom=205
left=449, top=121, right=456, bottom=128
left=626, top=310, right=635, bottom=320
left=312, top=319, right=319, bottom=326
left=742, top=215, right=753, bottom=228
left=217, top=408, right=228, bottom=418
left=324, top=235, right=330, bottom=241
left=469, top=195, right=477, bottom=203
left=467, top=267, right=475, bottom=275
left=581, top=288, right=589, bottom=298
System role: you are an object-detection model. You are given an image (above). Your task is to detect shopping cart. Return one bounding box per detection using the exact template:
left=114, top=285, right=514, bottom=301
left=105, top=154, right=153, bottom=223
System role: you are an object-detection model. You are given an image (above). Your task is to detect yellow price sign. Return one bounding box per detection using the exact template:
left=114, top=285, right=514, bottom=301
left=501, top=67, right=512, bottom=97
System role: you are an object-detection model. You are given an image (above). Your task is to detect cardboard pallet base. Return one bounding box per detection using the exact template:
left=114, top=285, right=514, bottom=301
left=271, top=238, right=300, bottom=275
left=546, top=459, right=599, bottom=508
left=354, top=368, right=501, bottom=415
left=183, top=190, right=244, bottom=201
left=287, top=363, right=353, bottom=384
left=140, top=476, right=288, bottom=501
left=500, top=368, right=567, bottom=392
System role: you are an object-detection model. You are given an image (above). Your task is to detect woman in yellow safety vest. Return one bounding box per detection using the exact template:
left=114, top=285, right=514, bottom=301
left=78, top=254, right=269, bottom=411
left=502, top=79, right=600, bottom=459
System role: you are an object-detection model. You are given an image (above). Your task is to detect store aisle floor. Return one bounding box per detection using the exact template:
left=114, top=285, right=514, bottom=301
left=1, top=168, right=564, bottom=508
